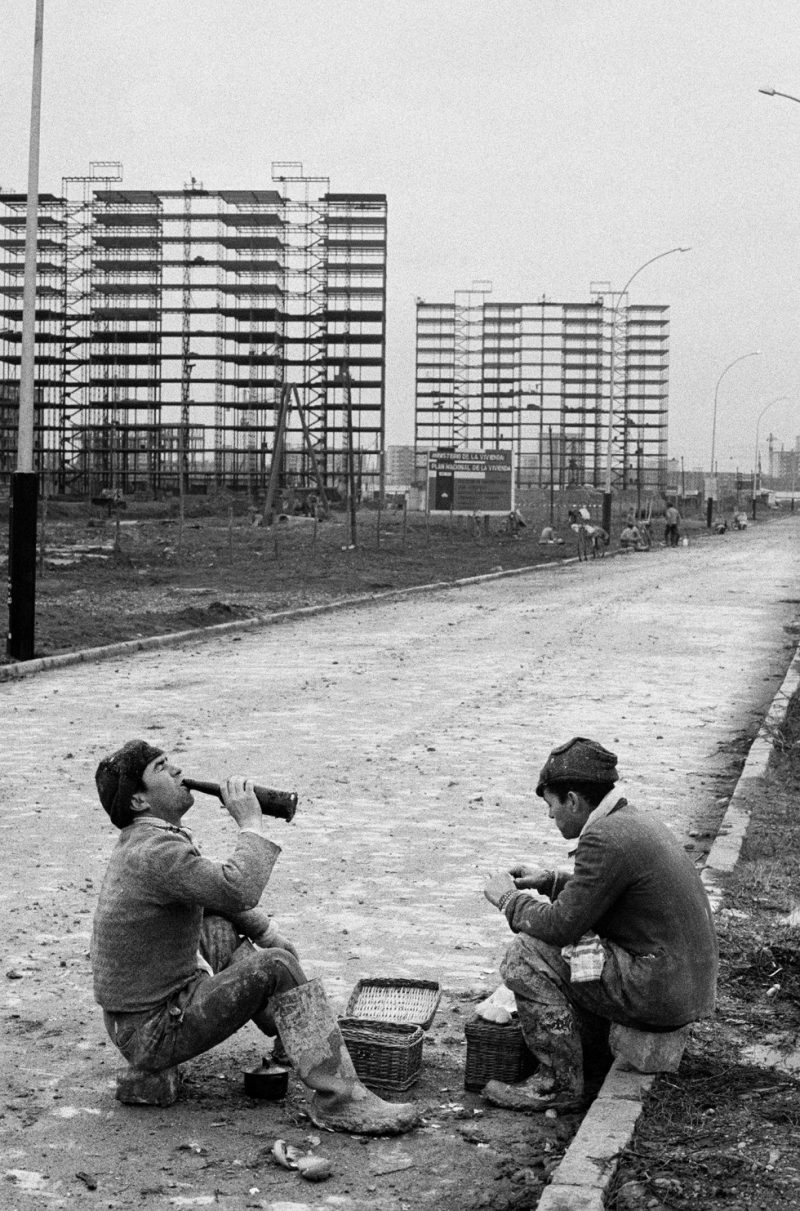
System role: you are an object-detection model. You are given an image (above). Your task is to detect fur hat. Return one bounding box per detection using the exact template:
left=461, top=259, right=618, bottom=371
left=95, top=739, right=164, bottom=829
left=536, top=737, right=618, bottom=798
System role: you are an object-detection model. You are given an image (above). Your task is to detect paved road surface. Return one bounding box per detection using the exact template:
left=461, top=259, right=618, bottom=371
left=3, top=517, right=800, bottom=1006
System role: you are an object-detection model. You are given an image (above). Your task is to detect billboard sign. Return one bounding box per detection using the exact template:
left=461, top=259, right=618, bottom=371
left=427, top=449, right=513, bottom=514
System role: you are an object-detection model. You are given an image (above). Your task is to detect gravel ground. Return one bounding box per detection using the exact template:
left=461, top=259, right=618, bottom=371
left=2, top=509, right=800, bottom=1210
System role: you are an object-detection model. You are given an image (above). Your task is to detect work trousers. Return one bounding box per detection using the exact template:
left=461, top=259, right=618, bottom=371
left=501, top=934, right=646, bottom=1089
left=103, top=914, right=306, bottom=1073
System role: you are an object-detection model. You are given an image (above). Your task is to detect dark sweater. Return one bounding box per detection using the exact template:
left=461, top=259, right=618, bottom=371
left=505, top=801, right=718, bottom=1027
left=92, top=821, right=280, bottom=1013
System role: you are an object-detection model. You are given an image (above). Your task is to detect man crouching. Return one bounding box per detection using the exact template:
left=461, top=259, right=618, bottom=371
left=483, top=737, right=717, bottom=1112
left=91, top=739, right=418, bottom=1134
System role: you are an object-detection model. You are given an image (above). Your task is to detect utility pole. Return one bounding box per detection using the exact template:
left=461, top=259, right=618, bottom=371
left=343, top=368, right=358, bottom=548
left=181, top=180, right=199, bottom=495
left=8, top=0, right=45, bottom=661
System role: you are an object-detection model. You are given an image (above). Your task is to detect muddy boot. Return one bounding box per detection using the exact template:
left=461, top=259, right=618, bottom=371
left=483, top=1064, right=585, bottom=1113
left=272, top=978, right=420, bottom=1135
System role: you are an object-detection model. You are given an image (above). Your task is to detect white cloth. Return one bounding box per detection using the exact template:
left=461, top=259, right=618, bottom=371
left=476, top=983, right=518, bottom=1024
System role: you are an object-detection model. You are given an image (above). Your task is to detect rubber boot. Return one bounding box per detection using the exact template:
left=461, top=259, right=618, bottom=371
left=271, top=978, right=420, bottom=1135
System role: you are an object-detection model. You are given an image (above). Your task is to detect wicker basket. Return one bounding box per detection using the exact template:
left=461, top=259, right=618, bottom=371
left=345, top=978, right=442, bottom=1030
left=464, top=1015, right=537, bottom=1091
left=339, top=1018, right=424, bottom=1093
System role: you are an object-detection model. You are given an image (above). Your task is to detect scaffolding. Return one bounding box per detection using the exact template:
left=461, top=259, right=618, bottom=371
left=0, top=164, right=388, bottom=500
left=0, top=189, right=66, bottom=486
left=415, top=285, right=670, bottom=494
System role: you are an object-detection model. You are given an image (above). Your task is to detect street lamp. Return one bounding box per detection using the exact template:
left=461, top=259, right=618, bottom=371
left=752, top=395, right=789, bottom=520
left=602, top=246, right=690, bottom=534
left=707, top=351, right=762, bottom=527
left=496, top=385, right=541, bottom=495
left=515, top=390, right=542, bottom=496
left=432, top=398, right=448, bottom=448
left=8, top=0, right=45, bottom=661
left=759, top=86, right=800, bottom=104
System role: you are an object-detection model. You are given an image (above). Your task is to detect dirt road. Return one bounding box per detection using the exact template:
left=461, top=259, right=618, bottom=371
left=3, top=516, right=800, bottom=1209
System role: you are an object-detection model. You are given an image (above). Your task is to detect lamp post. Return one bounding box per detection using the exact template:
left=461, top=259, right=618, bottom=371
left=602, top=246, right=690, bottom=535
left=752, top=395, right=788, bottom=520
left=498, top=384, right=541, bottom=496
left=707, top=351, right=762, bottom=527
left=515, top=385, right=541, bottom=495
left=432, top=399, right=446, bottom=448
left=7, top=0, right=45, bottom=661
left=759, top=86, right=800, bottom=104
left=333, top=365, right=358, bottom=547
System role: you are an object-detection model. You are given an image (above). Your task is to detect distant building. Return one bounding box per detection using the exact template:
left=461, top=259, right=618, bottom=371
left=768, top=436, right=800, bottom=483
left=385, top=444, right=416, bottom=486
left=415, top=282, right=670, bottom=494
left=0, top=165, right=387, bottom=497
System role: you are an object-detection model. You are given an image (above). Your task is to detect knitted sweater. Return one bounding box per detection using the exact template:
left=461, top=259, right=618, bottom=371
left=504, top=801, right=718, bottom=1027
left=91, top=820, right=280, bottom=1013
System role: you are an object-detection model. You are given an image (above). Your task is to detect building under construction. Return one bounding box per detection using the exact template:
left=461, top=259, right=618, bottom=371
left=415, top=282, right=669, bottom=495
left=0, top=163, right=387, bottom=500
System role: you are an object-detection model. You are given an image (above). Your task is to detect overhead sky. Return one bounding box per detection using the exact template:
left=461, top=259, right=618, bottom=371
left=3, top=0, right=799, bottom=471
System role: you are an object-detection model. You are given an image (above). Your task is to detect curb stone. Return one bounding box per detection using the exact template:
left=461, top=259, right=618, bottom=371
left=536, top=639, right=800, bottom=1210
left=0, top=555, right=581, bottom=682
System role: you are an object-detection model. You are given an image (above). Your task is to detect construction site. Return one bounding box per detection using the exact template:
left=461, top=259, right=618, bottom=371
left=0, top=162, right=387, bottom=507
left=415, top=282, right=670, bottom=497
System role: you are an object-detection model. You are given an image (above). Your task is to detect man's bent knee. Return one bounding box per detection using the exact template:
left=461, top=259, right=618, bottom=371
left=251, top=946, right=307, bottom=990
left=501, top=935, right=572, bottom=1000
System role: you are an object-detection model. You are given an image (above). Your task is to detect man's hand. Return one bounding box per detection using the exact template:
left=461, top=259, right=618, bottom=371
left=254, top=927, right=299, bottom=958
left=220, top=776, right=262, bottom=832
left=508, top=863, right=552, bottom=891
left=484, top=870, right=516, bottom=908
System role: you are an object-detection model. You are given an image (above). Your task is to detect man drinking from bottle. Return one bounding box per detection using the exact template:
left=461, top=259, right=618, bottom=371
left=91, top=739, right=418, bottom=1134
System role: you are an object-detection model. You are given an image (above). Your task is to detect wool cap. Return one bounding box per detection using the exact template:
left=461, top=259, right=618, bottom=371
left=536, top=736, right=619, bottom=798
left=95, top=739, right=164, bottom=829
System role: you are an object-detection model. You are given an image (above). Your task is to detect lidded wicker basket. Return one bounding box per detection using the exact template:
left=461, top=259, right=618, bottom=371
left=345, top=977, right=441, bottom=1030
left=339, top=977, right=441, bottom=1093
left=339, top=1018, right=424, bottom=1094
left=464, top=1015, right=536, bottom=1091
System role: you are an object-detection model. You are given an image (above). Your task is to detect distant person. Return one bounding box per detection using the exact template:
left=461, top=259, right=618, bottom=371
left=619, top=523, right=641, bottom=553
left=507, top=507, right=527, bottom=537
left=637, top=519, right=653, bottom=550
left=539, top=525, right=564, bottom=546
left=584, top=524, right=609, bottom=558
left=664, top=504, right=681, bottom=547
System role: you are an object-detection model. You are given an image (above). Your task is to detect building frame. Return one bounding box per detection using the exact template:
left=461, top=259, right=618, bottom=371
left=415, top=282, right=669, bottom=495
left=0, top=164, right=387, bottom=500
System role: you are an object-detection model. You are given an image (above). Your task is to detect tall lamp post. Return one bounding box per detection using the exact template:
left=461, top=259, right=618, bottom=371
left=759, top=86, right=800, bottom=105
left=602, top=246, right=690, bottom=535
left=498, top=384, right=541, bottom=495
left=8, top=0, right=45, bottom=661
left=514, top=385, right=541, bottom=496
left=707, top=351, right=762, bottom=527
left=752, top=395, right=788, bottom=520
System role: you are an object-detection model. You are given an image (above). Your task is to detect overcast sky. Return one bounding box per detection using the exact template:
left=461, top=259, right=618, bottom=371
left=4, top=0, right=800, bottom=470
